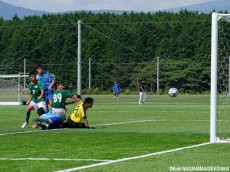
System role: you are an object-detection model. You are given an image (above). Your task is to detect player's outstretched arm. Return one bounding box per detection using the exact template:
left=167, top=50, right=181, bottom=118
left=64, top=95, right=80, bottom=105
left=72, top=95, right=81, bottom=102
left=65, top=100, right=76, bottom=105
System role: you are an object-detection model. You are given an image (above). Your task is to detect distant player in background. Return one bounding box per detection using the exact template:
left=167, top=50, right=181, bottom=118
left=36, top=64, right=55, bottom=108
left=64, top=97, right=94, bottom=128
left=68, top=83, right=73, bottom=92
left=139, top=80, right=147, bottom=104
left=113, top=81, right=120, bottom=98
left=32, top=107, right=63, bottom=130
left=52, top=82, right=81, bottom=121
left=21, top=72, right=47, bottom=128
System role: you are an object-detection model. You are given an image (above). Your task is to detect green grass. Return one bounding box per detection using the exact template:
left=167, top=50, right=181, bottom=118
left=0, top=95, right=229, bottom=172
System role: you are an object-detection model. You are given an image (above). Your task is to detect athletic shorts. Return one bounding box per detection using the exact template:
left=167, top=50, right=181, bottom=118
left=64, top=117, right=86, bottom=128
left=30, top=101, right=47, bottom=112
left=51, top=108, right=66, bottom=122
left=47, top=116, right=63, bottom=129
left=139, top=92, right=147, bottom=98
left=44, top=89, right=54, bottom=102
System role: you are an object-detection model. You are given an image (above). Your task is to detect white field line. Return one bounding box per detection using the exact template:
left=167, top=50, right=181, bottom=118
left=0, top=131, right=33, bottom=136
left=94, top=119, right=230, bottom=127
left=0, top=119, right=229, bottom=136
left=91, top=110, right=208, bottom=113
left=94, top=120, right=160, bottom=126
left=54, top=142, right=211, bottom=172
left=0, top=158, right=111, bottom=162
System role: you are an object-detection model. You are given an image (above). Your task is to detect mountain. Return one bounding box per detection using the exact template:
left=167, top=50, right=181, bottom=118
left=0, top=0, right=229, bottom=20
left=0, top=0, right=49, bottom=20
left=164, top=0, right=230, bottom=13
left=0, top=0, right=129, bottom=20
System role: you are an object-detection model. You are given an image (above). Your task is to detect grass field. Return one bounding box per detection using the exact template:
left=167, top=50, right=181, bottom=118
left=0, top=95, right=230, bottom=172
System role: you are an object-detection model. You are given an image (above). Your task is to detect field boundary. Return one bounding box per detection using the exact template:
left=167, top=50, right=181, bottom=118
left=1, top=118, right=229, bottom=136
left=54, top=142, right=211, bottom=172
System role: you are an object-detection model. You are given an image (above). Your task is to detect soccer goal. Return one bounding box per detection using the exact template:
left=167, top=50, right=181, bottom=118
left=0, top=74, right=29, bottom=105
left=211, top=12, right=230, bottom=143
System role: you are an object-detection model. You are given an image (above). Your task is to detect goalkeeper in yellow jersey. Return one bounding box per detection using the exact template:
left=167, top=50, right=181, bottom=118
left=64, top=97, right=94, bottom=128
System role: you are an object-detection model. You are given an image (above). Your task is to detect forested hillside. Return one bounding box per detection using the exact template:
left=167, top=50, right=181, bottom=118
left=0, top=11, right=213, bottom=94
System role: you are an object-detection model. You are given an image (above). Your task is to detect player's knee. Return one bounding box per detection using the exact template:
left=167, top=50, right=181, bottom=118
left=27, top=105, right=34, bottom=112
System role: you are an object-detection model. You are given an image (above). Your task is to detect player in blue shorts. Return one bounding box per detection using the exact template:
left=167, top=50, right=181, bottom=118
left=36, top=65, right=55, bottom=110
left=32, top=107, right=63, bottom=130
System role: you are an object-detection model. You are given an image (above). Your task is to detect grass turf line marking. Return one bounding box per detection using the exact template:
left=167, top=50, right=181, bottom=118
left=0, top=119, right=222, bottom=136
left=0, top=131, right=33, bottom=136
left=0, top=158, right=112, bottom=162
left=94, top=120, right=157, bottom=126
left=54, top=142, right=211, bottom=172
left=0, top=119, right=228, bottom=136
left=94, top=119, right=230, bottom=127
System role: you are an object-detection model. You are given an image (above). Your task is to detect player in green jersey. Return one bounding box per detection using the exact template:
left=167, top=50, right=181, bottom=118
left=21, top=72, right=47, bottom=128
left=52, top=82, right=81, bottom=121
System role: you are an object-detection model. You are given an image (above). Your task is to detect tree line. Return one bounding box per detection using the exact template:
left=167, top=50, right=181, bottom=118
left=0, top=10, right=218, bottom=94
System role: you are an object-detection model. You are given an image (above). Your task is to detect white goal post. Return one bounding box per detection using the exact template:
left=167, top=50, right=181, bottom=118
left=0, top=73, right=55, bottom=106
left=211, top=12, right=230, bottom=143
left=0, top=74, right=28, bottom=105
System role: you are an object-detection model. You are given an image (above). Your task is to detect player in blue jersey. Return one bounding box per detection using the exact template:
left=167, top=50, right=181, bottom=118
left=36, top=65, right=55, bottom=109
left=113, top=81, right=120, bottom=98
left=32, top=107, right=63, bottom=130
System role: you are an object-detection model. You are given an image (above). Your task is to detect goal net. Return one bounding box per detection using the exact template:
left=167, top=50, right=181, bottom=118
left=211, top=12, right=230, bottom=143
left=0, top=74, right=29, bottom=105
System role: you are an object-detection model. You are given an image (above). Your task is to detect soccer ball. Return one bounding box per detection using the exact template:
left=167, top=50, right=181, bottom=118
left=168, top=88, right=178, bottom=97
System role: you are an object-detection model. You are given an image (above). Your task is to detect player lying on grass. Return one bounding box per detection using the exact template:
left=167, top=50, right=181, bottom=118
left=36, top=64, right=55, bottom=109
left=21, top=72, right=47, bottom=128
left=52, top=82, right=81, bottom=122
left=33, top=107, right=63, bottom=130
left=64, top=97, right=94, bottom=129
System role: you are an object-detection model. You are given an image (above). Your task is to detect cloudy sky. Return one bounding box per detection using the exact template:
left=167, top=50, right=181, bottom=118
left=1, top=0, right=213, bottom=12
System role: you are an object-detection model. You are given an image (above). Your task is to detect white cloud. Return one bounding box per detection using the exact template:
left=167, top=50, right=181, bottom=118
left=1, top=0, right=213, bottom=12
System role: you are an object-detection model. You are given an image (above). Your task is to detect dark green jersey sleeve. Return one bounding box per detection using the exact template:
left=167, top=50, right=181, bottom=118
left=64, top=90, right=73, bottom=98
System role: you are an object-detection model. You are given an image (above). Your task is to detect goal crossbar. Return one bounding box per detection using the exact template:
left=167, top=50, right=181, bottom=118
left=0, top=74, right=28, bottom=78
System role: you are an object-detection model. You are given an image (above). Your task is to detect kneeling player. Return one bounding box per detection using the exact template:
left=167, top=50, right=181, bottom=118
left=21, top=72, right=47, bottom=128
left=33, top=107, right=63, bottom=130
left=52, top=82, right=81, bottom=122
left=64, top=97, right=94, bottom=128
